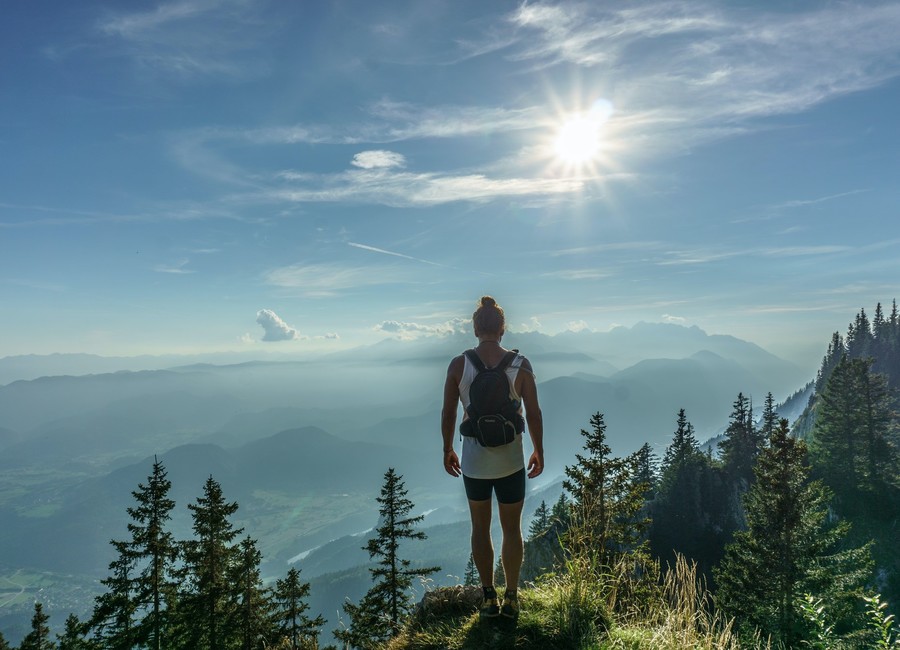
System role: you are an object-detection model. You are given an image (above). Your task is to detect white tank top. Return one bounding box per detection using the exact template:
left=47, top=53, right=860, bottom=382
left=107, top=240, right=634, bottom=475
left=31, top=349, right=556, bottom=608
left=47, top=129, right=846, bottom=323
left=458, top=350, right=527, bottom=479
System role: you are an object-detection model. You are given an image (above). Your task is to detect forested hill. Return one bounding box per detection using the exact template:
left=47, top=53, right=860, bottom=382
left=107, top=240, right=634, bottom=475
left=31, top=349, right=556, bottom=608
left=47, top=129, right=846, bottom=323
left=787, top=300, right=900, bottom=618
left=793, top=300, right=900, bottom=439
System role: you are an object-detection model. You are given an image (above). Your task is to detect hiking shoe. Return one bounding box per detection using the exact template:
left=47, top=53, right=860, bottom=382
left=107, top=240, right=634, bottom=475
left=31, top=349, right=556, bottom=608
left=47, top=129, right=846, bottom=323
left=500, top=593, right=519, bottom=619
left=479, top=596, right=500, bottom=620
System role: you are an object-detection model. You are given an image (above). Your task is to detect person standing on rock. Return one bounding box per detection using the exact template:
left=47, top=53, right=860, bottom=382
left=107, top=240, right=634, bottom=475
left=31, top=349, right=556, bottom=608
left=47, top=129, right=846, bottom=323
left=441, top=296, right=545, bottom=621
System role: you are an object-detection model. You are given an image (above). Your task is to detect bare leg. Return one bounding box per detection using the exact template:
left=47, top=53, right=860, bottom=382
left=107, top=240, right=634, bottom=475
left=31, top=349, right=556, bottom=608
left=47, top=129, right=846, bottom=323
left=468, top=499, right=494, bottom=587
left=498, top=499, right=524, bottom=592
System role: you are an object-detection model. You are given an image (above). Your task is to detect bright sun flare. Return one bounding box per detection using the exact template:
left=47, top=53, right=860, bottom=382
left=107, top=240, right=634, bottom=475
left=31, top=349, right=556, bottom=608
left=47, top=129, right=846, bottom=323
left=554, top=115, right=601, bottom=164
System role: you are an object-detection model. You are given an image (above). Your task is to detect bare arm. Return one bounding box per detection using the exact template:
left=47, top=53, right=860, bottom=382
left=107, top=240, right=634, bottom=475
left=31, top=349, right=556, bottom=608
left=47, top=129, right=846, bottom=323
left=517, top=358, right=544, bottom=478
left=440, top=356, right=464, bottom=477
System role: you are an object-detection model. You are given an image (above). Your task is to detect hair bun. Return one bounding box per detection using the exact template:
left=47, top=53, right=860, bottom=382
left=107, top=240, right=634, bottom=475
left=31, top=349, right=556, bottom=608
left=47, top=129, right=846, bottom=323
left=480, top=296, right=496, bottom=308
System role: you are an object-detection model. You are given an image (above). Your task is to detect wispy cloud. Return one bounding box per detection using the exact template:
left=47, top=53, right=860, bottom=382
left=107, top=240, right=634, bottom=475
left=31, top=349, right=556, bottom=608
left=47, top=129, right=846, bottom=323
left=263, top=263, right=411, bottom=296
left=153, top=259, right=193, bottom=274
left=759, top=245, right=851, bottom=257
left=2, top=278, right=66, bottom=292
left=347, top=242, right=446, bottom=267
left=769, top=189, right=872, bottom=211
left=549, top=241, right=664, bottom=256
left=736, top=189, right=872, bottom=223
left=657, top=243, right=851, bottom=266
left=351, top=151, right=406, bottom=169
left=656, top=248, right=743, bottom=266
left=501, top=2, right=900, bottom=149
left=96, top=0, right=268, bottom=79
left=235, top=102, right=543, bottom=146
left=268, top=168, right=585, bottom=208
left=541, top=268, right=611, bottom=280
left=99, top=0, right=210, bottom=37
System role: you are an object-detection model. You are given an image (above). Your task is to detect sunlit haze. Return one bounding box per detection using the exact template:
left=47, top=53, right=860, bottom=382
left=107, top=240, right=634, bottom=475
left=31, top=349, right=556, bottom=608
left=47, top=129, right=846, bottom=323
left=2, top=0, right=900, bottom=373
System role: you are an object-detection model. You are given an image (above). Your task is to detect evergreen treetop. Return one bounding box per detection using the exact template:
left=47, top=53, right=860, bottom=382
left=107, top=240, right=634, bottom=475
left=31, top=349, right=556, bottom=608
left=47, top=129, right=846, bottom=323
left=335, top=468, right=439, bottom=649
left=715, top=419, right=873, bottom=646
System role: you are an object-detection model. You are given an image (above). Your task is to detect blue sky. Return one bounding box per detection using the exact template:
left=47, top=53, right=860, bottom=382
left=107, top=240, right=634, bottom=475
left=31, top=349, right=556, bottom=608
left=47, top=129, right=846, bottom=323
left=1, top=0, right=899, bottom=370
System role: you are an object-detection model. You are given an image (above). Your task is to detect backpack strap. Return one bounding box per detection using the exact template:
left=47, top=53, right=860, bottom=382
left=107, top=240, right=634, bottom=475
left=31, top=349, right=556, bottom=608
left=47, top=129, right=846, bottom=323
left=464, top=348, right=519, bottom=373
left=463, top=349, right=487, bottom=373
left=495, top=349, right=519, bottom=372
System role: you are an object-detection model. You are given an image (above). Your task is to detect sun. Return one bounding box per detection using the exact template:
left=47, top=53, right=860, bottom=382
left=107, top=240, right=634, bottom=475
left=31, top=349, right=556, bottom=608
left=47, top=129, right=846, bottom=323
left=554, top=115, right=602, bottom=164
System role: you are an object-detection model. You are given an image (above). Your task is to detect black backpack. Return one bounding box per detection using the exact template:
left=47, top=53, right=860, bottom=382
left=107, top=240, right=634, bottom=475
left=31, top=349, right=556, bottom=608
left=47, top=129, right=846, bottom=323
left=459, top=349, right=526, bottom=447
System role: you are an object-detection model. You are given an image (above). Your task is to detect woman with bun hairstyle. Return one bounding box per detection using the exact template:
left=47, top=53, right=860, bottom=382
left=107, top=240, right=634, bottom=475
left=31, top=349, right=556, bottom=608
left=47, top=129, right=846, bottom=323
left=441, top=296, right=545, bottom=621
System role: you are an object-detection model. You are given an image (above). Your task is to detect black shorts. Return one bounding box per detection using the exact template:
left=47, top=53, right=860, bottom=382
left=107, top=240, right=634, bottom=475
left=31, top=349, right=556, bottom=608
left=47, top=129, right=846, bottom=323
left=463, top=468, right=526, bottom=504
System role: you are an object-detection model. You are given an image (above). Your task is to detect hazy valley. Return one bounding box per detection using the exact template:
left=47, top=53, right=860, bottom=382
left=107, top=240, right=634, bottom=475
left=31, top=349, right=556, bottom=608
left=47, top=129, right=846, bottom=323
left=0, top=322, right=816, bottom=641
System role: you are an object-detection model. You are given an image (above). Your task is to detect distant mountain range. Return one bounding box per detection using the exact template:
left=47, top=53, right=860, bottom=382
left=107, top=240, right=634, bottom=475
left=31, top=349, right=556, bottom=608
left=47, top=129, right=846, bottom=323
left=0, top=322, right=817, bottom=639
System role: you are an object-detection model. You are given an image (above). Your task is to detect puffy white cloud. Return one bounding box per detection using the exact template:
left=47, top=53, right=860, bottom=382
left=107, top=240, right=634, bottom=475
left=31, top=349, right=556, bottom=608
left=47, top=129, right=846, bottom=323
left=256, top=309, right=300, bottom=342
left=516, top=316, right=543, bottom=333
left=566, top=320, right=590, bottom=332
left=351, top=150, right=406, bottom=169
left=375, top=318, right=469, bottom=339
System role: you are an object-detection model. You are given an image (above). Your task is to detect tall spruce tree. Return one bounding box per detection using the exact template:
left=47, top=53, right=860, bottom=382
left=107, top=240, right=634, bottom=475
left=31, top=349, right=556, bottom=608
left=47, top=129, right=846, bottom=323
left=816, top=332, right=847, bottom=393
left=550, top=492, right=571, bottom=528
left=714, top=419, right=873, bottom=646
left=810, top=356, right=899, bottom=507
left=563, top=412, right=649, bottom=566
left=760, top=392, right=779, bottom=440
left=632, top=442, right=658, bottom=500
left=718, top=393, right=764, bottom=489
left=0, top=631, right=10, bottom=650
left=272, top=566, right=324, bottom=650
left=652, top=409, right=710, bottom=565
left=335, top=468, right=438, bottom=648
left=528, top=500, right=550, bottom=540
left=127, top=457, right=178, bottom=650
left=20, top=602, right=54, bottom=650
left=232, top=536, right=274, bottom=650
left=56, top=614, right=91, bottom=650
left=89, top=540, right=137, bottom=649
left=177, top=475, right=243, bottom=650
left=463, top=554, right=478, bottom=587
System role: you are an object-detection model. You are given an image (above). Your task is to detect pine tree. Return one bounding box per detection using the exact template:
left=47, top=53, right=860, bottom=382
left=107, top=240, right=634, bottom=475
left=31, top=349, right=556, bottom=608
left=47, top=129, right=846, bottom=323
left=811, top=356, right=898, bottom=506
left=177, top=475, right=243, bottom=650
left=563, top=412, right=650, bottom=566
left=760, top=392, right=779, bottom=440
left=20, top=602, right=54, bottom=650
left=816, top=332, right=846, bottom=393
left=90, top=540, right=137, bottom=649
left=528, top=500, right=550, bottom=540
left=334, top=468, right=439, bottom=648
left=494, top=556, right=506, bottom=588
left=714, top=419, right=873, bottom=646
left=272, top=566, right=325, bottom=649
left=632, top=442, right=658, bottom=500
left=56, top=614, right=91, bottom=650
left=846, top=308, right=874, bottom=358
left=653, top=409, right=708, bottom=564
left=550, top=492, right=570, bottom=528
left=661, top=409, right=699, bottom=478
left=232, top=536, right=275, bottom=650
left=0, top=631, right=11, bottom=650
left=718, top=393, right=764, bottom=489
left=462, top=554, right=478, bottom=587
left=127, top=457, right=178, bottom=650
left=522, top=499, right=564, bottom=582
